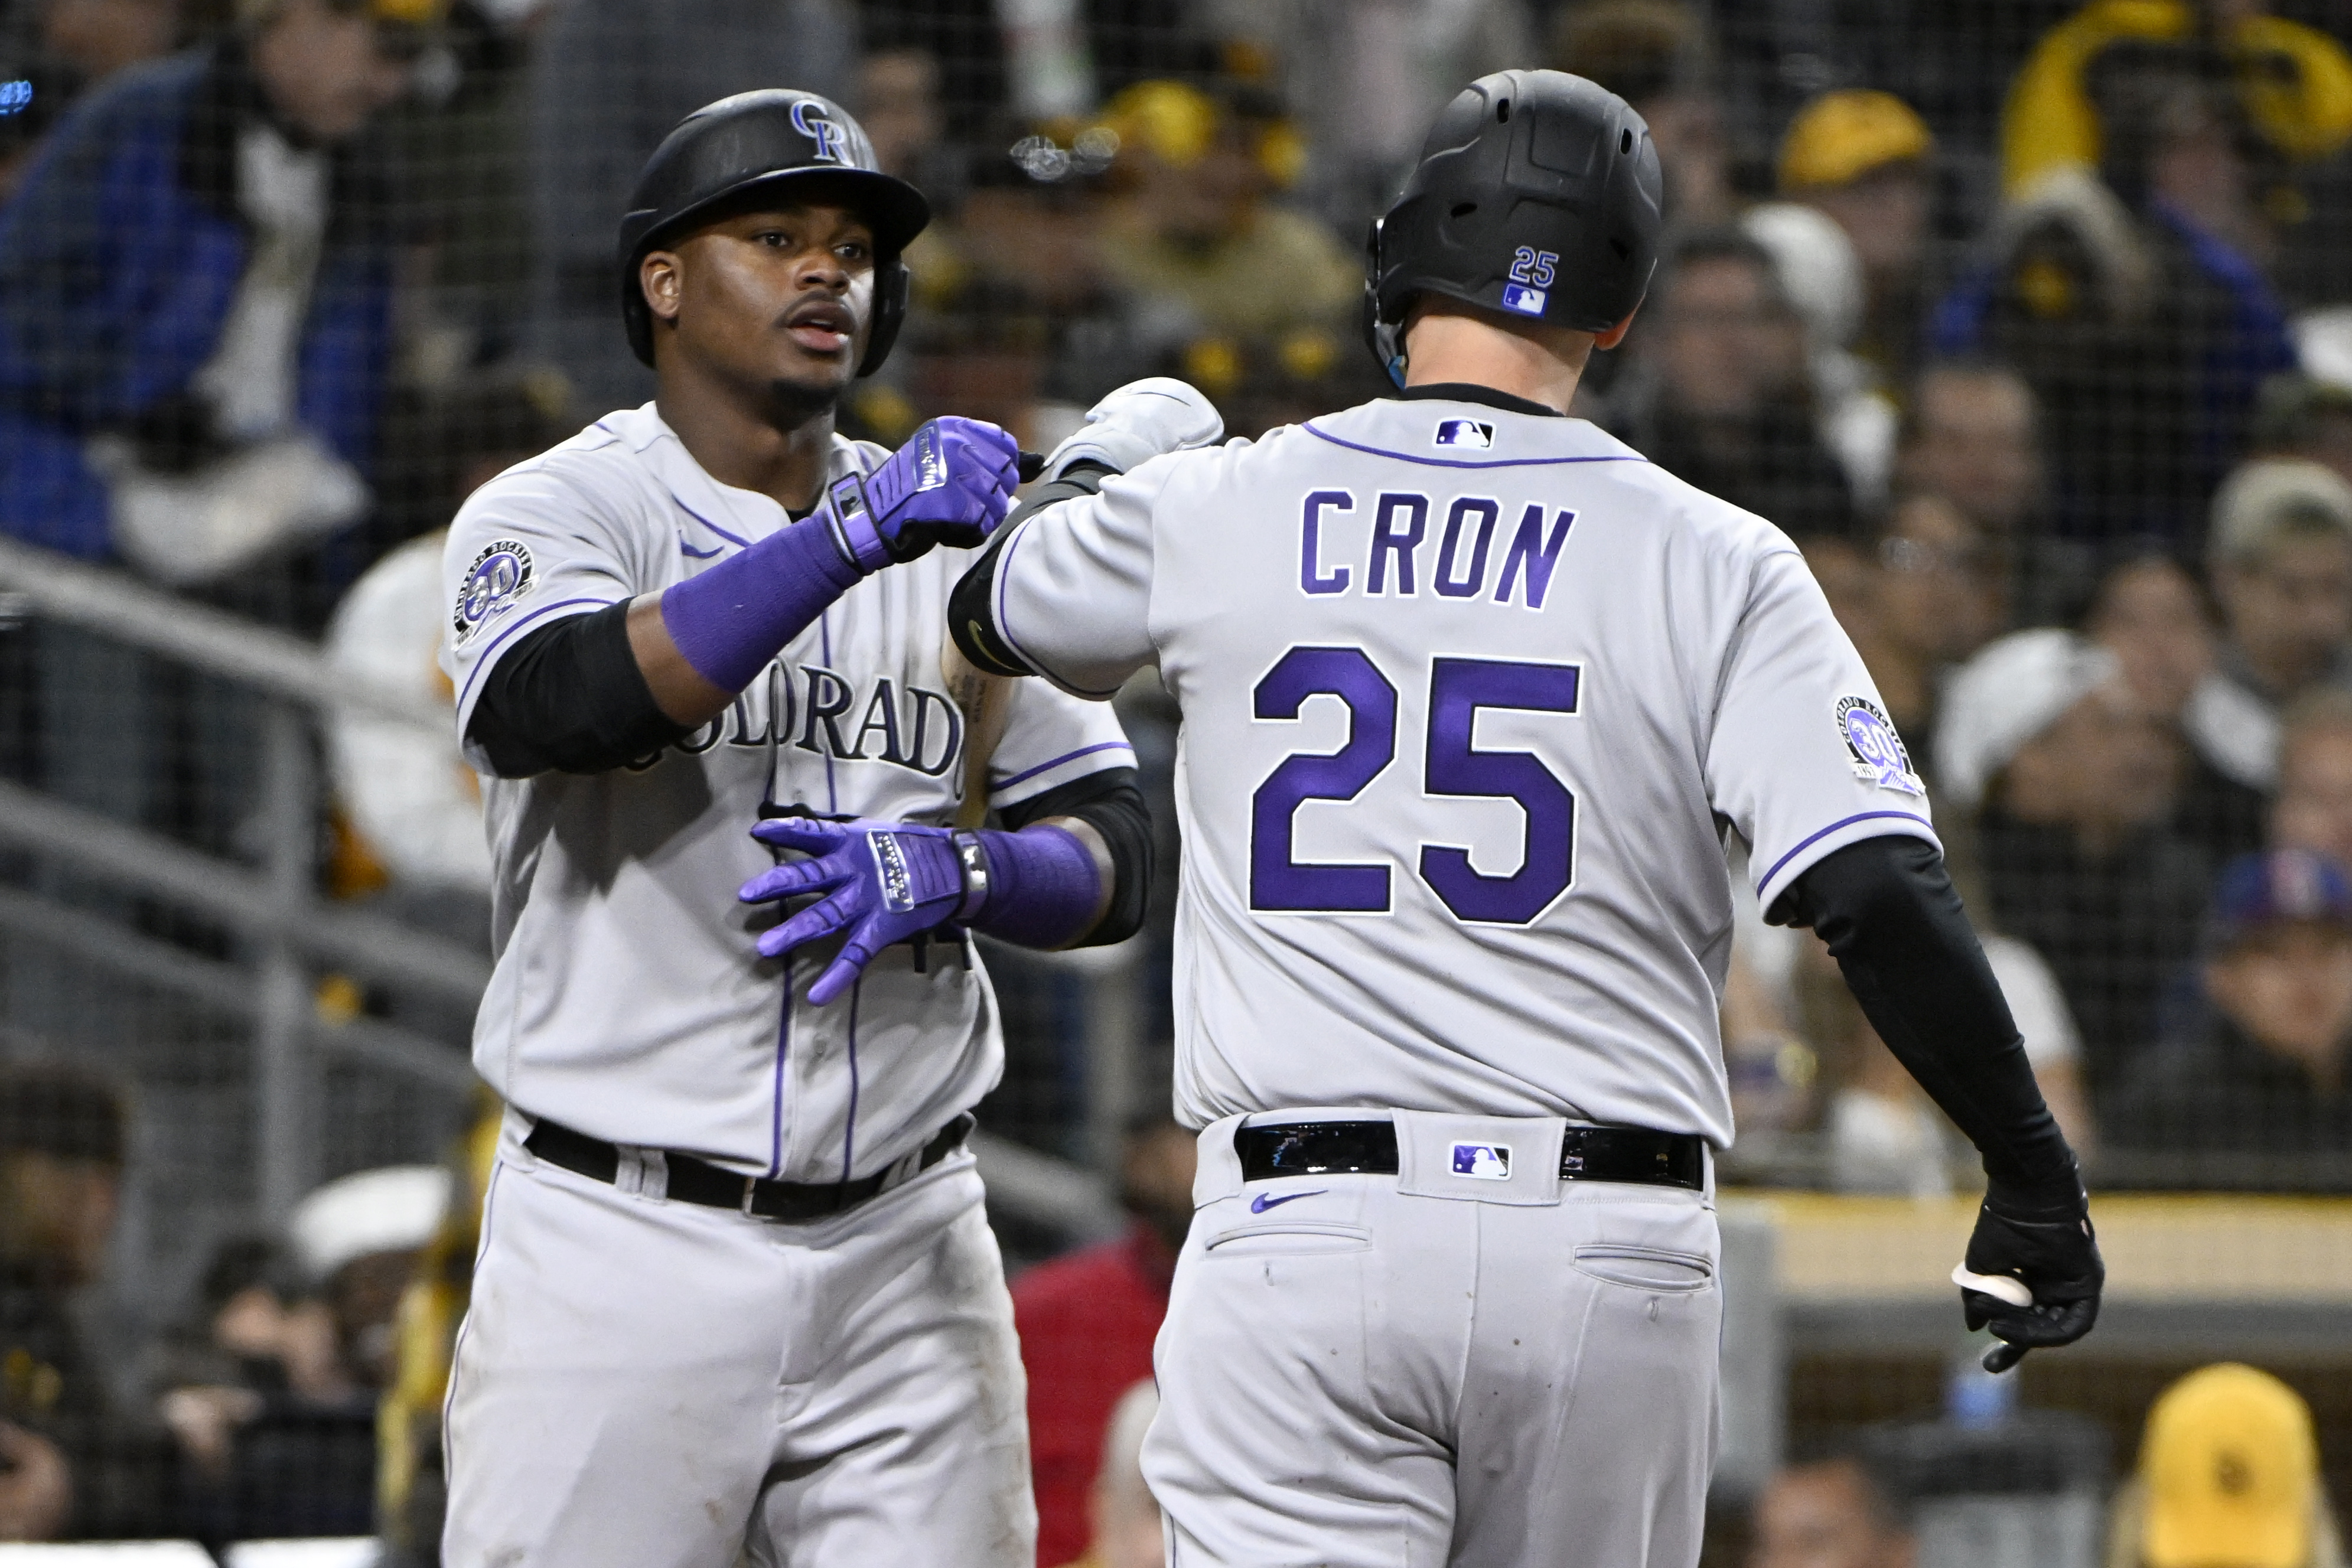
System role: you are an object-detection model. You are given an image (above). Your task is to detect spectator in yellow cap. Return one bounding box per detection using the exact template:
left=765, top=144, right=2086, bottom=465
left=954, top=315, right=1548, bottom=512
left=2002, top=1, right=2352, bottom=203
left=2105, top=1363, right=2344, bottom=1568
left=1780, top=90, right=1935, bottom=384
left=1090, top=80, right=1357, bottom=356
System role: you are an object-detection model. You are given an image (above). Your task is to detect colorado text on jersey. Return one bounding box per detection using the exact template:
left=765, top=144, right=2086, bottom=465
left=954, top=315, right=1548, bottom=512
left=623, top=657, right=964, bottom=775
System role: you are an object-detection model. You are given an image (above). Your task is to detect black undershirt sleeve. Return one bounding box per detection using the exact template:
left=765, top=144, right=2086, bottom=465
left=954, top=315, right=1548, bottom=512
left=999, top=766, right=1151, bottom=948
left=949, top=462, right=1115, bottom=678
left=467, top=601, right=690, bottom=778
left=1773, top=835, right=2078, bottom=1196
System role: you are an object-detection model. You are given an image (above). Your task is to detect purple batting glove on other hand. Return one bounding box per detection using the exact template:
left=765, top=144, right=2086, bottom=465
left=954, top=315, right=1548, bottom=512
left=740, top=817, right=979, bottom=1004
left=823, top=417, right=1021, bottom=573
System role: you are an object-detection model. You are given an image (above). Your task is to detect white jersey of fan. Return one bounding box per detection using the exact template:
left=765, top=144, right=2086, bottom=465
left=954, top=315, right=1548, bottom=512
left=991, top=391, right=1939, bottom=1147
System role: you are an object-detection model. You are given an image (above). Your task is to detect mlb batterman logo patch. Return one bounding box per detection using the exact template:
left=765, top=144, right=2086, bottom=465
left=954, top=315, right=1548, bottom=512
left=1451, top=1142, right=1511, bottom=1181
left=452, top=540, right=533, bottom=643
left=1435, top=419, right=1494, bottom=449
left=1836, top=695, right=1924, bottom=797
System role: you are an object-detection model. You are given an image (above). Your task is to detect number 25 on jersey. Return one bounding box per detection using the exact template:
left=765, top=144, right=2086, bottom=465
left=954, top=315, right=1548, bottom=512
left=1249, top=647, right=1579, bottom=925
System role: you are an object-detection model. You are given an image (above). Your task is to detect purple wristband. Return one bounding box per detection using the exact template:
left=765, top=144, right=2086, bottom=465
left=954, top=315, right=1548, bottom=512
left=968, top=823, right=1103, bottom=948
left=659, top=514, right=860, bottom=693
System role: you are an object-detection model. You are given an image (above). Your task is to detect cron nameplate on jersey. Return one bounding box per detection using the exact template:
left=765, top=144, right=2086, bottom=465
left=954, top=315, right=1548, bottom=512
left=1296, top=488, right=1576, bottom=608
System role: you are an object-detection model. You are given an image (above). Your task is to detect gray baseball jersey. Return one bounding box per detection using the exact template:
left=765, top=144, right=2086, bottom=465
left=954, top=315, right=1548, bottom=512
left=988, top=392, right=1936, bottom=1146
left=439, top=403, right=1132, bottom=1180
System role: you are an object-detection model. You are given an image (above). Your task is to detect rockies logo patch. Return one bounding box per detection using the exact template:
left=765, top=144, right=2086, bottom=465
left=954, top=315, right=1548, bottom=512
left=452, top=540, right=533, bottom=643
left=1836, top=695, right=1924, bottom=797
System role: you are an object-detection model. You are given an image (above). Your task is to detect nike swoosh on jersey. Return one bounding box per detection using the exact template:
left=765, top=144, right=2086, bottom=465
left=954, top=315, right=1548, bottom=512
left=679, top=536, right=724, bottom=559
left=1248, top=1189, right=1327, bottom=1213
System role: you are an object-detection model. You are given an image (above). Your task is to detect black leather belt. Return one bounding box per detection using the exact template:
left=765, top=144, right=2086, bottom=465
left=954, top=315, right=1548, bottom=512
left=1236, top=1119, right=1706, bottom=1192
left=525, top=1114, right=972, bottom=1222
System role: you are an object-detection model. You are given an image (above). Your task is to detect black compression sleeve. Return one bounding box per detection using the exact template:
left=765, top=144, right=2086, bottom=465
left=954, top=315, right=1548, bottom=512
left=1774, top=836, right=2079, bottom=1196
left=1000, top=767, right=1151, bottom=947
left=949, top=462, right=1115, bottom=677
left=467, top=601, right=690, bottom=778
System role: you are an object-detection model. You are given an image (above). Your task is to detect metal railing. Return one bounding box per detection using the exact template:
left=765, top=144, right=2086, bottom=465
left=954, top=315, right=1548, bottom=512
left=0, top=536, right=1119, bottom=1240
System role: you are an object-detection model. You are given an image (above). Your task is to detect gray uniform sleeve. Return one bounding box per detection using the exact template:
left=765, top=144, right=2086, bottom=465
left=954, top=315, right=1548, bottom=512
left=439, top=462, right=647, bottom=771
left=1703, top=544, right=1940, bottom=912
left=969, top=458, right=1173, bottom=700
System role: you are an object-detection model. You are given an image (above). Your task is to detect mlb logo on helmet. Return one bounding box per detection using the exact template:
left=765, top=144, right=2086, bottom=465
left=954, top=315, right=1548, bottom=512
left=1450, top=1142, right=1511, bottom=1181
left=790, top=98, right=850, bottom=164
left=1435, top=419, right=1494, bottom=449
left=1498, top=282, right=1548, bottom=317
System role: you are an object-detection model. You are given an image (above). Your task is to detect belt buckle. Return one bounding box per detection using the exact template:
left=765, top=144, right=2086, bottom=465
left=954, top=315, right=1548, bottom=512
left=741, top=1176, right=760, bottom=1217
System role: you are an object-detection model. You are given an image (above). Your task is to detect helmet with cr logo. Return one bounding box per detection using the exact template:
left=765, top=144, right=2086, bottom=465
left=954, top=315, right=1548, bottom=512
left=618, top=89, right=931, bottom=376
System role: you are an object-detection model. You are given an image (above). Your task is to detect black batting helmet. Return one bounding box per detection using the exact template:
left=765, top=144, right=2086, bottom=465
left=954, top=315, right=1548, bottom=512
left=618, top=89, right=931, bottom=376
left=1363, top=70, right=1662, bottom=384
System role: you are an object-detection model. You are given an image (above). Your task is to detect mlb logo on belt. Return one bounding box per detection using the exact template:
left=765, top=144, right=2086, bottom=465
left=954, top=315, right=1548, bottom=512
left=1450, top=1142, right=1511, bottom=1181
left=1435, top=419, right=1494, bottom=449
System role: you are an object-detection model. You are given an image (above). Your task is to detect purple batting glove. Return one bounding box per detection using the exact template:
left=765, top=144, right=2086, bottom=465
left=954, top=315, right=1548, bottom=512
left=822, top=417, right=1022, bottom=573
left=740, top=817, right=979, bottom=1004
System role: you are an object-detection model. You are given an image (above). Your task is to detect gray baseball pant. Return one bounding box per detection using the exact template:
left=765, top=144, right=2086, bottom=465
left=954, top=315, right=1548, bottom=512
left=1145, top=1109, right=1721, bottom=1568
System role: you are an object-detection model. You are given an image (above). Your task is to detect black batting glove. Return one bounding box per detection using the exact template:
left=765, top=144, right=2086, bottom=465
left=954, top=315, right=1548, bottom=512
left=1959, top=1173, right=2104, bottom=1373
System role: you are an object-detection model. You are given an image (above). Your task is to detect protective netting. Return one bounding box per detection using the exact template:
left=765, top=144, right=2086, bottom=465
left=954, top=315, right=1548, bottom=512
left=0, top=0, right=2347, bottom=1559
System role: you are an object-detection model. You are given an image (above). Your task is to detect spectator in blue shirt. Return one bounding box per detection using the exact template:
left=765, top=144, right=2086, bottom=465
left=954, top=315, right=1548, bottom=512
left=0, top=0, right=429, bottom=571
left=1930, top=51, right=2296, bottom=549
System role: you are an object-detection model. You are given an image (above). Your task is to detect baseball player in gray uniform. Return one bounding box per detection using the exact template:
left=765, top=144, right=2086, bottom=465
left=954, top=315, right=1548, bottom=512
left=950, top=71, right=2104, bottom=1567
left=434, top=91, right=1151, bottom=1564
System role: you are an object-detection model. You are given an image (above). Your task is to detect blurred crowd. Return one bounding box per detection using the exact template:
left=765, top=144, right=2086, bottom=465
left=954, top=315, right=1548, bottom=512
left=2, top=0, right=2352, bottom=1549
left=0, top=1060, right=458, bottom=1543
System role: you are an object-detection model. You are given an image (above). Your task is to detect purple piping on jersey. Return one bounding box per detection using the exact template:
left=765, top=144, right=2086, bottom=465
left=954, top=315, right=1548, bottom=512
left=1302, top=422, right=1651, bottom=471
left=454, top=596, right=617, bottom=712
left=992, top=523, right=1125, bottom=700
left=993, top=740, right=1136, bottom=793
left=819, top=609, right=839, bottom=815
left=670, top=493, right=750, bottom=549
left=767, top=970, right=792, bottom=1179
left=841, top=978, right=862, bottom=1185
left=1755, top=810, right=1938, bottom=900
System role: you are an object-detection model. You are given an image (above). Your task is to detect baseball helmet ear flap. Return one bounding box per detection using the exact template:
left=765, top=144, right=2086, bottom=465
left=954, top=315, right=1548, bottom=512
left=859, top=255, right=911, bottom=379
left=1360, top=216, right=1408, bottom=390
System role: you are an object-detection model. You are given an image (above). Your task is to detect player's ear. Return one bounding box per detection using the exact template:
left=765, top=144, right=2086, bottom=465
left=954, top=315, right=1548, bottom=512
left=1593, top=304, right=1640, bottom=351
left=641, top=250, right=685, bottom=328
